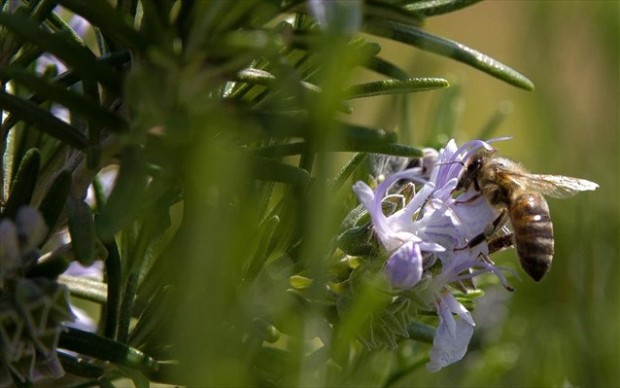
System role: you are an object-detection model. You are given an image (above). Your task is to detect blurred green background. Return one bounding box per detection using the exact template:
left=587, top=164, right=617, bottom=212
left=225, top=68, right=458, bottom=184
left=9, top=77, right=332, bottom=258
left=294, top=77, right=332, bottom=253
left=347, top=1, right=618, bottom=386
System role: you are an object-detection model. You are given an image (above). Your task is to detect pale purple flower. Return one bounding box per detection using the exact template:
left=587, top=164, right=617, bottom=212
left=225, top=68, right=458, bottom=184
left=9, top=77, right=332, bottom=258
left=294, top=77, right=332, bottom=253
left=353, top=171, right=444, bottom=290
left=0, top=207, right=73, bottom=385
left=0, top=207, right=47, bottom=279
left=427, top=293, right=475, bottom=372
left=352, top=139, right=513, bottom=371
left=384, top=240, right=423, bottom=290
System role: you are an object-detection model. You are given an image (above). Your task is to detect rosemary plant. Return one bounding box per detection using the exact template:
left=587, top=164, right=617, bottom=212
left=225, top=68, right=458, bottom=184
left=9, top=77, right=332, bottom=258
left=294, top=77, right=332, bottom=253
left=2, top=1, right=609, bottom=387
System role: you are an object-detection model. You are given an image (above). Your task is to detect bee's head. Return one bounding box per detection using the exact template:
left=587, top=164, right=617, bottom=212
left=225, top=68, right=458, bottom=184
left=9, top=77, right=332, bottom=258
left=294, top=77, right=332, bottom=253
left=456, top=152, right=486, bottom=192
left=467, top=155, right=484, bottom=175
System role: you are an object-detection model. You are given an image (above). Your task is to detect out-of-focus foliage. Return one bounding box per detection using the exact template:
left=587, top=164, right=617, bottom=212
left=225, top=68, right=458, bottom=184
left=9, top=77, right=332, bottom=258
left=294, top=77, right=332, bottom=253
left=0, top=0, right=615, bottom=386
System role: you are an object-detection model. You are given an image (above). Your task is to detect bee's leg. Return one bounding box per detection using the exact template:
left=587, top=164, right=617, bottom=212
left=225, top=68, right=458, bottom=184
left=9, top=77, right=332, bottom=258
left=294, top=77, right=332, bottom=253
left=487, top=233, right=514, bottom=254
left=455, top=211, right=509, bottom=250
left=454, top=193, right=481, bottom=204
left=473, top=178, right=481, bottom=192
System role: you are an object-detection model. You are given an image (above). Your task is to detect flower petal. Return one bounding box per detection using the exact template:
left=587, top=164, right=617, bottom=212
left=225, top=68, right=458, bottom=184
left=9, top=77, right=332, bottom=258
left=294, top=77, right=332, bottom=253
left=437, top=296, right=457, bottom=338
left=443, top=293, right=475, bottom=327
left=452, top=191, right=498, bottom=239
left=16, top=207, right=48, bottom=250
left=427, top=314, right=474, bottom=372
left=384, top=241, right=423, bottom=290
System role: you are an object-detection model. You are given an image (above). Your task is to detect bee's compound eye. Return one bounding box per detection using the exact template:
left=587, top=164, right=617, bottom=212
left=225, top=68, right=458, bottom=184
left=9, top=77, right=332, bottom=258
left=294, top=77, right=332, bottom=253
left=469, top=157, right=482, bottom=172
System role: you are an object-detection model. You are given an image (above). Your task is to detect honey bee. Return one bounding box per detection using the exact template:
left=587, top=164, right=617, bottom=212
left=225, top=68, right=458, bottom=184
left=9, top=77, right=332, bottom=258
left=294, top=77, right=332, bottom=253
left=456, top=149, right=598, bottom=281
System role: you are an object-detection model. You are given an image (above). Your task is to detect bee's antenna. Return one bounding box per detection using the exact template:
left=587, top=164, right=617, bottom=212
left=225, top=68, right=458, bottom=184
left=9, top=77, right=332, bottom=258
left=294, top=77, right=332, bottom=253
left=434, top=160, right=465, bottom=168
left=486, top=136, right=512, bottom=144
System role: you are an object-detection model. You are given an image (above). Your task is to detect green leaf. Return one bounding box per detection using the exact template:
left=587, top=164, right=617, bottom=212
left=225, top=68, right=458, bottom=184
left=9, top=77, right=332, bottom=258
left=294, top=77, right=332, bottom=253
left=66, top=197, right=97, bottom=266
left=117, top=272, right=139, bottom=343
left=403, top=0, right=483, bottom=17
left=28, top=254, right=71, bottom=279
left=330, top=153, right=368, bottom=192
left=58, top=274, right=107, bottom=303
left=365, top=57, right=410, bottom=80
left=3, top=148, right=40, bottom=219
left=337, top=224, right=373, bottom=256
left=44, top=4, right=89, bottom=45
left=341, top=123, right=399, bottom=144
left=364, top=1, right=424, bottom=26
left=38, top=170, right=72, bottom=233
left=58, top=351, right=104, bottom=379
left=253, top=141, right=422, bottom=159
left=407, top=322, right=435, bottom=343
left=237, top=68, right=318, bottom=93
left=344, top=78, right=449, bottom=99
left=244, top=215, right=280, bottom=282
left=253, top=123, right=398, bottom=156
left=119, top=365, right=150, bottom=388
left=57, top=0, right=147, bottom=52
left=95, top=147, right=149, bottom=241
left=0, top=90, right=88, bottom=149
left=0, top=51, right=131, bottom=132
left=0, top=12, right=123, bottom=94
left=245, top=113, right=315, bottom=139
left=59, top=327, right=159, bottom=375
left=129, top=285, right=175, bottom=349
left=0, top=47, right=44, bottom=83
left=2, top=67, right=129, bottom=133
left=363, top=19, right=535, bottom=90
left=103, top=240, right=122, bottom=340
left=382, top=355, right=430, bottom=387
left=31, top=1, right=59, bottom=24
left=341, top=142, right=423, bottom=157
left=251, top=158, right=312, bottom=187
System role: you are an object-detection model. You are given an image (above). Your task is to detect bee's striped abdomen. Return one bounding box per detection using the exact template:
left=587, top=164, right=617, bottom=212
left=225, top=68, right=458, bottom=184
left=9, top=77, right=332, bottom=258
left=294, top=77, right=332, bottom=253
left=509, top=192, right=554, bottom=282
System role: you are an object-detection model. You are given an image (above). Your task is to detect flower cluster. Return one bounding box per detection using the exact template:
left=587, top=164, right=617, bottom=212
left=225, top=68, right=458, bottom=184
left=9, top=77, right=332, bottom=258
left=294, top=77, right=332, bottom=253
left=0, top=207, right=73, bottom=386
left=352, top=139, right=512, bottom=371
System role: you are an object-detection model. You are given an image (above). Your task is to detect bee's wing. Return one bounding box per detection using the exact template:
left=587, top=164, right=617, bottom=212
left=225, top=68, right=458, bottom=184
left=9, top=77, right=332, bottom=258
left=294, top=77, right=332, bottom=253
left=507, top=173, right=599, bottom=198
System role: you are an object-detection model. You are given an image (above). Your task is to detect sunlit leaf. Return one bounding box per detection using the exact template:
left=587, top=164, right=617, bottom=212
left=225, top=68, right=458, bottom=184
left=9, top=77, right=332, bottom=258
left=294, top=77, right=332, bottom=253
left=59, top=327, right=159, bottom=374
left=363, top=19, right=535, bottom=90
left=344, top=78, right=449, bottom=99
left=3, top=148, right=40, bottom=219
left=403, top=0, right=483, bottom=17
